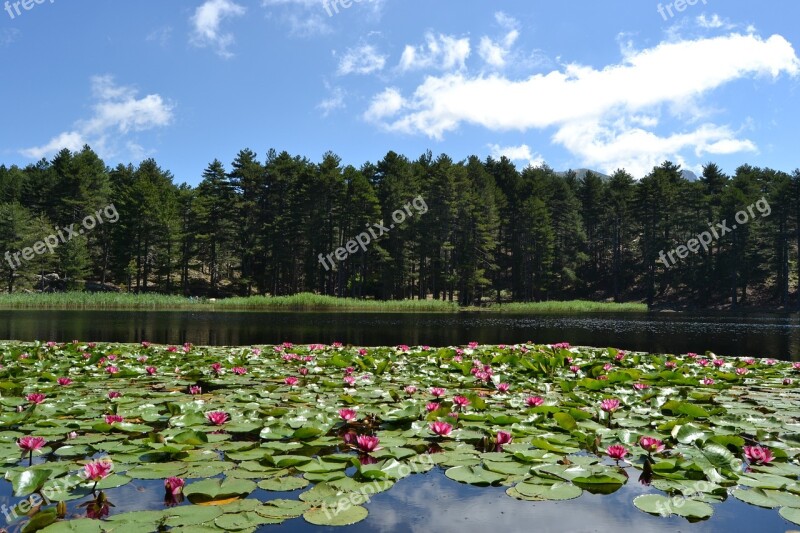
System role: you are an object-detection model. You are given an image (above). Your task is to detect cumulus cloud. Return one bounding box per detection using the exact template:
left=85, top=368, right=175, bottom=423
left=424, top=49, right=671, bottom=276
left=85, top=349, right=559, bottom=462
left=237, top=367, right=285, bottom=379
left=399, top=33, right=471, bottom=71
left=317, top=86, right=346, bottom=117
left=488, top=143, right=545, bottom=168
left=366, top=32, right=798, bottom=177
left=190, top=0, right=246, bottom=58
left=262, top=0, right=386, bottom=36
left=478, top=12, right=520, bottom=69
left=338, top=44, right=387, bottom=75
left=21, top=76, right=174, bottom=160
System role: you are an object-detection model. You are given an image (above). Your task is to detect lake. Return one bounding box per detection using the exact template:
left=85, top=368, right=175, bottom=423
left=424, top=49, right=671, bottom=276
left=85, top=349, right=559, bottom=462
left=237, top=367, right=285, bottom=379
left=0, top=310, right=797, bottom=359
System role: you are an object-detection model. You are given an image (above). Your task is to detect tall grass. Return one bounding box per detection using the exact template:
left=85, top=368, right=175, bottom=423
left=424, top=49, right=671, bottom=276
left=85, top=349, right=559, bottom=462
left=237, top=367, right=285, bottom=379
left=484, top=300, right=647, bottom=313
left=0, top=292, right=460, bottom=312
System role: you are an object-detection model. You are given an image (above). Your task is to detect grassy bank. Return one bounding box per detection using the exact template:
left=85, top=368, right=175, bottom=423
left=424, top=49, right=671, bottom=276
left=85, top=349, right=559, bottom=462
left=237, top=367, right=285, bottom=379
left=485, top=300, right=648, bottom=313
left=0, top=292, right=646, bottom=313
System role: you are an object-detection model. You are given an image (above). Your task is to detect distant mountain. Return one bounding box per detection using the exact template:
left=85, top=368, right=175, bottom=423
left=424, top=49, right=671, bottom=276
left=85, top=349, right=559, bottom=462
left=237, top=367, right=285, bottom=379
left=681, top=170, right=698, bottom=182
left=556, top=168, right=699, bottom=182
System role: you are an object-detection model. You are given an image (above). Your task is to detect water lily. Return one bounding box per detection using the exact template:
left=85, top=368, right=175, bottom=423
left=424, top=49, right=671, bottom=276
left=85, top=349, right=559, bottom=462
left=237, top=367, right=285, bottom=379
left=57, top=377, right=72, bottom=386
left=664, top=361, right=677, bottom=369
left=231, top=367, right=247, bottom=375
left=84, top=459, right=113, bottom=492
left=497, top=383, right=510, bottom=393
left=784, top=378, right=793, bottom=385
left=210, top=363, right=223, bottom=374
left=164, top=477, right=185, bottom=496
left=189, top=385, right=202, bottom=395
left=145, top=366, right=157, bottom=375
left=339, top=409, right=358, bottom=422
left=404, top=385, right=417, bottom=395
left=744, top=446, right=774, bottom=465
left=702, top=378, right=715, bottom=385
left=600, top=399, right=620, bottom=412
left=430, top=387, right=446, bottom=397
left=26, top=393, right=46, bottom=405
left=495, top=431, right=513, bottom=450
left=429, top=421, right=453, bottom=437
left=736, top=368, right=749, bottom=375
left=343, top=376, right=356, bottom=386
left=18, top=436, right=46, bottom=465
left=106, top=365, right=119, bottom=374
left=633, top=383, right=649, bottom=390
left=107, top=391, right=122, bottom=399
left=606, top=444, right=629, bottom=462
left=452, top=396, right=470, bottom=409
left=355, top=435, right=381, bottom=453
left=205, top=411, right=229, bottom=426
left=570, top=365, right=580, bottom=374
left=426, top=402, right=440, bottom=412
left=284, top=376, right=298, bottom=386
left=104, top=415, right=124, bottom=425
left=526, top=396, right=544, bottom=407
left=639, top=436, right=665, bottom=455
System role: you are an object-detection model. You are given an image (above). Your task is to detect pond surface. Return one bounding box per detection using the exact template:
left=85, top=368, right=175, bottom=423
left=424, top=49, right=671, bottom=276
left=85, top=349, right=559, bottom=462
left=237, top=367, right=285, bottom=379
left=0, top=310, right=798, bottom=359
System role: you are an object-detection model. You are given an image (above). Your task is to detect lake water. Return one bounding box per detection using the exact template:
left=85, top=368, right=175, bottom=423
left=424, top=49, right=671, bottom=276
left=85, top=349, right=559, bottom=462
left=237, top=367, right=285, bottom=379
left=0, top=310, right=797, bottom=359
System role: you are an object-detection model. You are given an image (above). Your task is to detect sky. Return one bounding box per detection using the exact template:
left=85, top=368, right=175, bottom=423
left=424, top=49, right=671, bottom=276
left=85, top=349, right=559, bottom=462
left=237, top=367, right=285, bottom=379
left=1, top=0, right=798, bottom=186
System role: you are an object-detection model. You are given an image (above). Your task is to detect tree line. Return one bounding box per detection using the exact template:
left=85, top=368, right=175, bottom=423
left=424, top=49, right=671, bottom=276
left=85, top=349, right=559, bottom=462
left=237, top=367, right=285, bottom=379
left=0, top=145, right=798, bottom=308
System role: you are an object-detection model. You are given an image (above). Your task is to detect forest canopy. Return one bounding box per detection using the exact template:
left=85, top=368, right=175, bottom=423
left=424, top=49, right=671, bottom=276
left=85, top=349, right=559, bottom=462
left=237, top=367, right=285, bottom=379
left=0, top=145, right=797, bottom=308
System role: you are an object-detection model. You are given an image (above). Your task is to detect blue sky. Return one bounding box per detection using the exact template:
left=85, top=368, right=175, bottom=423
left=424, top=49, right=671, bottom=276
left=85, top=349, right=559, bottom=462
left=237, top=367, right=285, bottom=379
left=1, top=0, right=798, bottom=185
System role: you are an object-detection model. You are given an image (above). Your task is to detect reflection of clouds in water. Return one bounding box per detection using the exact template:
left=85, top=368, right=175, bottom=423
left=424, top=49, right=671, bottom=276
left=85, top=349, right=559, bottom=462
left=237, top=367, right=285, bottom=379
left=365, top=471, right=700, bottom=533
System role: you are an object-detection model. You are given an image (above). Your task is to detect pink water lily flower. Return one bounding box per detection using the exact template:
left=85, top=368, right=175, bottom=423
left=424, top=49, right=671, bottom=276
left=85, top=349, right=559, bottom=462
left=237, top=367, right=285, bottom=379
left=106, top=365, right=119, bottom=374
left=496, top=430, right=513, bottom=445
left=210, top=363, right=222, bottom=374
left=526, top=396, right=544, bottom=407
left=735, top=368, right=748, bottom=375
left=633, top=383, right=650, bottom=390
left=232, top=367, right=247, bottom=375
left=107, top=391, right=122, bottom=399
left=429, top=421, right=453, bottom=437
left=404, top=386, right=417, bottom=395
left=26, top=393, right=46, bottom=405
left=744, top=446, right=774, bottom=465
left=784, top=378, right=793, bottom=385
left=430, top=387, right=446, bottom=397
left=189, top=385, right=202, bottom=395
left=356, top=435, right=381, bottom=453
left=600, top=399, right=621, bottom=412
left=57, top=377, right=72, bottom=386
left=84, top=459, right=113, bottom=483
left=18, top=436, right=46, bottom=465
left=452, top=396, right=470, bottom=408
left=164, top=477, right=185, bottom=495
left=606, top=445, right=629, bottom=461
left=17, top=436, right=46, bottom=453
left=639, top=436, right=665, bottom=454
left=105, top=415, right=124, bottom=424
left=497, top=383, right=510, bottom=393
left=339, top=409, right=358, bottom=422
left=426, top=402, right=440, bottom=412
left=343, top=376, right=356, bottom=386
left=145, top=366, right=157, bottom=375
left=284, top=376, right=299, bottom=386
left=702, top=378, right=715, bottom=386
left=205, top=411, right=229, bottom=426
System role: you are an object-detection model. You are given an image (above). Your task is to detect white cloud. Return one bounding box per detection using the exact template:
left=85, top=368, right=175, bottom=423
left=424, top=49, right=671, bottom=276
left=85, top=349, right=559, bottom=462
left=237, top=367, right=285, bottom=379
left=364, top=87, right=406, bottom=123
left=367, top=32, right=799, bottom=177
left=262, top=0, right=386, bottom=36
left=338, top=44, right=387, bottom=75
left=190, top=0, right=246, bottom=58
left=146, top=26, right=172, bottom=47
left=696, top=14, right=735, bottom=30
left=399, top=33, right=471, bottom=72
left=22, top=76, right=174, bottom=160
left=488, top=143, right=545, bottom=168
left=478, top=12, right=520, bottom=69
left=317, top=86, right=346, bottom=117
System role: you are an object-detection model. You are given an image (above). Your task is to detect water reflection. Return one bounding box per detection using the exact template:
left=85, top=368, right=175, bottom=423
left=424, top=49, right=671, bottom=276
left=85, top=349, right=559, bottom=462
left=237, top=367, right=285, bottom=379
left=0, top=310, right=799, bottom=359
